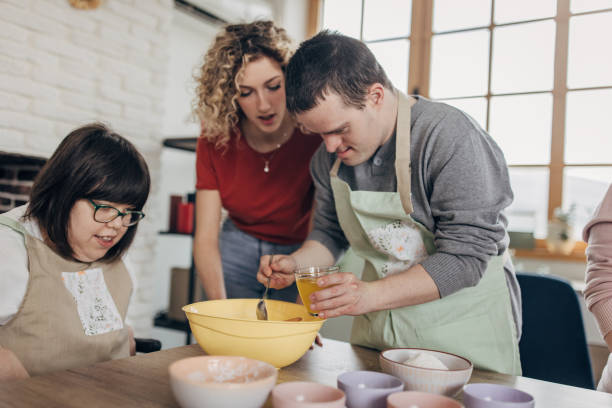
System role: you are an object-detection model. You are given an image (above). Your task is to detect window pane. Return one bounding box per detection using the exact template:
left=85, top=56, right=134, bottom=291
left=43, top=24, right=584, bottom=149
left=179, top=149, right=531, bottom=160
left=323, top=0, right=362, bottom=39
left=571, top=0, right=612, bottom=13
left=432, top=0, right=491, bottom=32
left=430, top=30, right=489, bottom=98
left=567, top=12, right=612, bottom=88
left=440, top=97, right=488, bottom=129
left=489, top=94, right=552, bottom=165
left=363, top=0, right=411, bottom=40
left=368, top=40, right=409, bottom=92
left=565, top=89, right=612, bottom=164
left=506, top=168, right=549, bottom=238
left=495, top=0, right=556, bottom=24
left=563, top=167, right=612, bottom=240
left=491, top=21, right=555, bottom=93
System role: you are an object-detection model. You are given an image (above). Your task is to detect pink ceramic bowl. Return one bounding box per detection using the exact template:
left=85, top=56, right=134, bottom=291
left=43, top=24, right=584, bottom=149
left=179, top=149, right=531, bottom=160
left=272, top=381, right=346, bottom=407
left=387, top=391, right=464, bottom=408
left=169, top=355, right=277, bottom=408
left=380, top=348, right=473, bottom=397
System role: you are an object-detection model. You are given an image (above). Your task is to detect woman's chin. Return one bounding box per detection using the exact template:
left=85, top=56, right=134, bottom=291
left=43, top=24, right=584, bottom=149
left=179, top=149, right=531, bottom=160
left=72, top=248, right=107, bottom=263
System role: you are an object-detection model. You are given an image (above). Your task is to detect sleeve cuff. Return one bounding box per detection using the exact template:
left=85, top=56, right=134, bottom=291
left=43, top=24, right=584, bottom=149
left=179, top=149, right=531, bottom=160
left=590, top=297, right=612, bottom=339
left=420, top=252, right=484, bottom=297
left=307, top=230, right=346, bottom=261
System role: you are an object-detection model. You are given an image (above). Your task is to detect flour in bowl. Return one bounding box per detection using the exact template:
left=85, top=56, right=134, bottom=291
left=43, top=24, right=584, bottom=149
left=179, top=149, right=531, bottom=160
left=402, top=351, right=448, bottom=370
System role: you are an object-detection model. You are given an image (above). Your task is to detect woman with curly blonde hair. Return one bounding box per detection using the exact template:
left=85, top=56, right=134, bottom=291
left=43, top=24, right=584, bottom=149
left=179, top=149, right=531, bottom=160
left=192, top=21, right=321, bottom=302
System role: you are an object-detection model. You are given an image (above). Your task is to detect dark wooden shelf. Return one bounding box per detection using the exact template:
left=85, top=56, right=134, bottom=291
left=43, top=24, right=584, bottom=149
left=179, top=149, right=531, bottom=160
left=158, top=231, right=192, bottom=236
left=153, top=311, right=191, bottom=333
left=162, top=137, right=197, bottom=152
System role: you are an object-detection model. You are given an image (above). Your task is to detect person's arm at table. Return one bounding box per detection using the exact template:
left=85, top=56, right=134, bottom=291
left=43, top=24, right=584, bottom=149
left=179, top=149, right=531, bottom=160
left=193, top=189, right=226, bottom=300
left=584, top=185, right=612, bottom=353
left=0, top=346, right=29, bottom=382
left=257, top=240, right=335, bottom=289
left=309, top=264, right=439, bottom=319
left=0, top=222, right=31, bottom=380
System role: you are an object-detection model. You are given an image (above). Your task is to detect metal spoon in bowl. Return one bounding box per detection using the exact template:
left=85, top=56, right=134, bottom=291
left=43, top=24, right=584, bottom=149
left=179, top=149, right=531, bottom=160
left=256, top=257, right=272, bottom=320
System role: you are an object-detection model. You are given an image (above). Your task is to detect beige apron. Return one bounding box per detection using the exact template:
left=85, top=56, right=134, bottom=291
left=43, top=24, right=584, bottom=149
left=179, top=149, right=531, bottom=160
left=0, top=215, right=131, bottom=376
left=332, top=93, right=521, bottom=375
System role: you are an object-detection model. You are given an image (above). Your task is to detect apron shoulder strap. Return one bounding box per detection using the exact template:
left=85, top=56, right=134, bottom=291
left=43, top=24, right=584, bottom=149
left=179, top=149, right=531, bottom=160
left=395, top=93, right=417, bottom=215
left=330, top=91, right=417, bottom=216
left=330, top=157, right=342, bottom=177
left=0, top=214, right=28, bottom=235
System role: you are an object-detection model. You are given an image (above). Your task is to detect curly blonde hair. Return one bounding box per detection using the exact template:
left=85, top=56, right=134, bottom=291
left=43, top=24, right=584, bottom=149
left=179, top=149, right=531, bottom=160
left=193, top=20, right=294, bottom=150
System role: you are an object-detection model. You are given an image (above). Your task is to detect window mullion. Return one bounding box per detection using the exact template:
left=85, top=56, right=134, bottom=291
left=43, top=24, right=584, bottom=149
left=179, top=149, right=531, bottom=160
left=408, top=0, right=433, bottom=96
left=306, top=0, right=322, bottom=38
left=548, top=0, right=571, bottom=220
left=359, top=0, right=365, bottom=40
left=485, top=0, right=494, bottom=131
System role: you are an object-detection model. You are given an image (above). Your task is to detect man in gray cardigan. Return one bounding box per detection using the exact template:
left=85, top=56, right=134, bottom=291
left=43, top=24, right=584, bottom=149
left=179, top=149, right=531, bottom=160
left=257, top=31, right=522, bottom=375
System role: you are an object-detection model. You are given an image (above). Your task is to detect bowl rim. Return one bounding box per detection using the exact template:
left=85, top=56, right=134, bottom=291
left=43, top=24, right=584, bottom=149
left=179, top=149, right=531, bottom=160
left=168, top=355, right=278, bottom=389
left=294, top=265, right=340, bottom=276
left=380, top=347, right=473, bottom=372
left=387, top=390, right=464, bottom=406
left=337, top=369, right=404, bottom=390
left=272, top=380, right=346, bottom=402
left=463, top=383, right=534, bottom=403
left=182, top=299, right=327, bottom=324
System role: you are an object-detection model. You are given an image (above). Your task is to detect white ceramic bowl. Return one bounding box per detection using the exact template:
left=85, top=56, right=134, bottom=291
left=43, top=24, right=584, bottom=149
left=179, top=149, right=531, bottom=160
left=169, top=355, right=277, bottom=408
left=379, top=348, right=473, bottom=397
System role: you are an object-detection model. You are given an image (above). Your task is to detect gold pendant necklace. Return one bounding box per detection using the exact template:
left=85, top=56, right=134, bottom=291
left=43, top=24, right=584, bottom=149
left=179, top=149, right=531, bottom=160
left=245, top=125, right=293, bottom=173
left=262, top=144, right=281, bottom=173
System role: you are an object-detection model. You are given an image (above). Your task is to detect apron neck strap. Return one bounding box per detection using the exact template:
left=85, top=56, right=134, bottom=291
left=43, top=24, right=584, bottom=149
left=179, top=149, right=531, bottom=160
left=330, top=156, right=342, bottom=177
left=329, top=91, right=417, bottom=217
left=395, top=92, right=416, bottom=214
left=0, top=214, right=27, bottom=235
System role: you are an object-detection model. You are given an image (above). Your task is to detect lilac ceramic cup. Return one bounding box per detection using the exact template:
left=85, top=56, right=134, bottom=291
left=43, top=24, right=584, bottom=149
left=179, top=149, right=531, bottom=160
left=337, top=370, right=404, bottom=408
left=462, top=383, right=535, bottom=408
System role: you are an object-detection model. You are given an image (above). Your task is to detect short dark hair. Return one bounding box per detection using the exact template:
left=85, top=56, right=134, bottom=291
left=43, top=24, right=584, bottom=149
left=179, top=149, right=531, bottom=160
left=286, top=30, right=392, bottom=114
left=24, top=123, right=150, bottom=263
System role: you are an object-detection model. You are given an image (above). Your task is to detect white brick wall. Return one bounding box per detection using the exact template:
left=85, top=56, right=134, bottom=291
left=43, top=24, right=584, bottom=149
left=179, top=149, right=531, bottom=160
left=0, top=0, right=173, bottom=337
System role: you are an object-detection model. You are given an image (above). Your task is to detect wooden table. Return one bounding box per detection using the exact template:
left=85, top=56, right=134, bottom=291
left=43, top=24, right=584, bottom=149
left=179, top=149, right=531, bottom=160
left=1, top=338, right=611, bottom=408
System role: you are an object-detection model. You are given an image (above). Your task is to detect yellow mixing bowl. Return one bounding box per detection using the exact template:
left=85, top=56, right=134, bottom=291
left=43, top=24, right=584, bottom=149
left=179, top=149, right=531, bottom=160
left=183, top=299, right=326, bottom=368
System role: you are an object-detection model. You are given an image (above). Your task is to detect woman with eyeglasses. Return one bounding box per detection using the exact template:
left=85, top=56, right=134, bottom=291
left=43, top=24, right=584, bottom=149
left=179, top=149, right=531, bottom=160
left=0, top=123, right=150, bottom=381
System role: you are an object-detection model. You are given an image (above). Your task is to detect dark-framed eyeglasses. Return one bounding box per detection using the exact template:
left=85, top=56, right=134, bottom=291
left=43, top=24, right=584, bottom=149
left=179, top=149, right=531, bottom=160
left=88, top=199, right=145, bottom=227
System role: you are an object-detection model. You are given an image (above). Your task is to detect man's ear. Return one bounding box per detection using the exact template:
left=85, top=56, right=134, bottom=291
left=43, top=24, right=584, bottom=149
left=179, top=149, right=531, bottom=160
left=366, top=83, right=385, bottom=109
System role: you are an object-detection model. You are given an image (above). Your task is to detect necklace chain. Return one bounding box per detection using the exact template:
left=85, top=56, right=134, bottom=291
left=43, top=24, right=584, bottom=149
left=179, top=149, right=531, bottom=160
left=244, top=120, right=294, bottom=173
left=263, top=144, right=282, bottom=173
left=248, top=129, right=292, bottom=173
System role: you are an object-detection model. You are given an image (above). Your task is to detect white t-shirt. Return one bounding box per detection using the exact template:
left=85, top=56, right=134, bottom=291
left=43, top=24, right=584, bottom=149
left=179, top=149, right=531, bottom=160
left=0, top=205, right=135, bottom=326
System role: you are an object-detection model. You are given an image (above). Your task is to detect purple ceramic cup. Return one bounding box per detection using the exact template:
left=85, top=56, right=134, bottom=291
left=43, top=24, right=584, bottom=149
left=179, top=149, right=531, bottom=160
left=337, top=370, right=404, bottom=408
left=463, top=383, right=534, bottom=408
